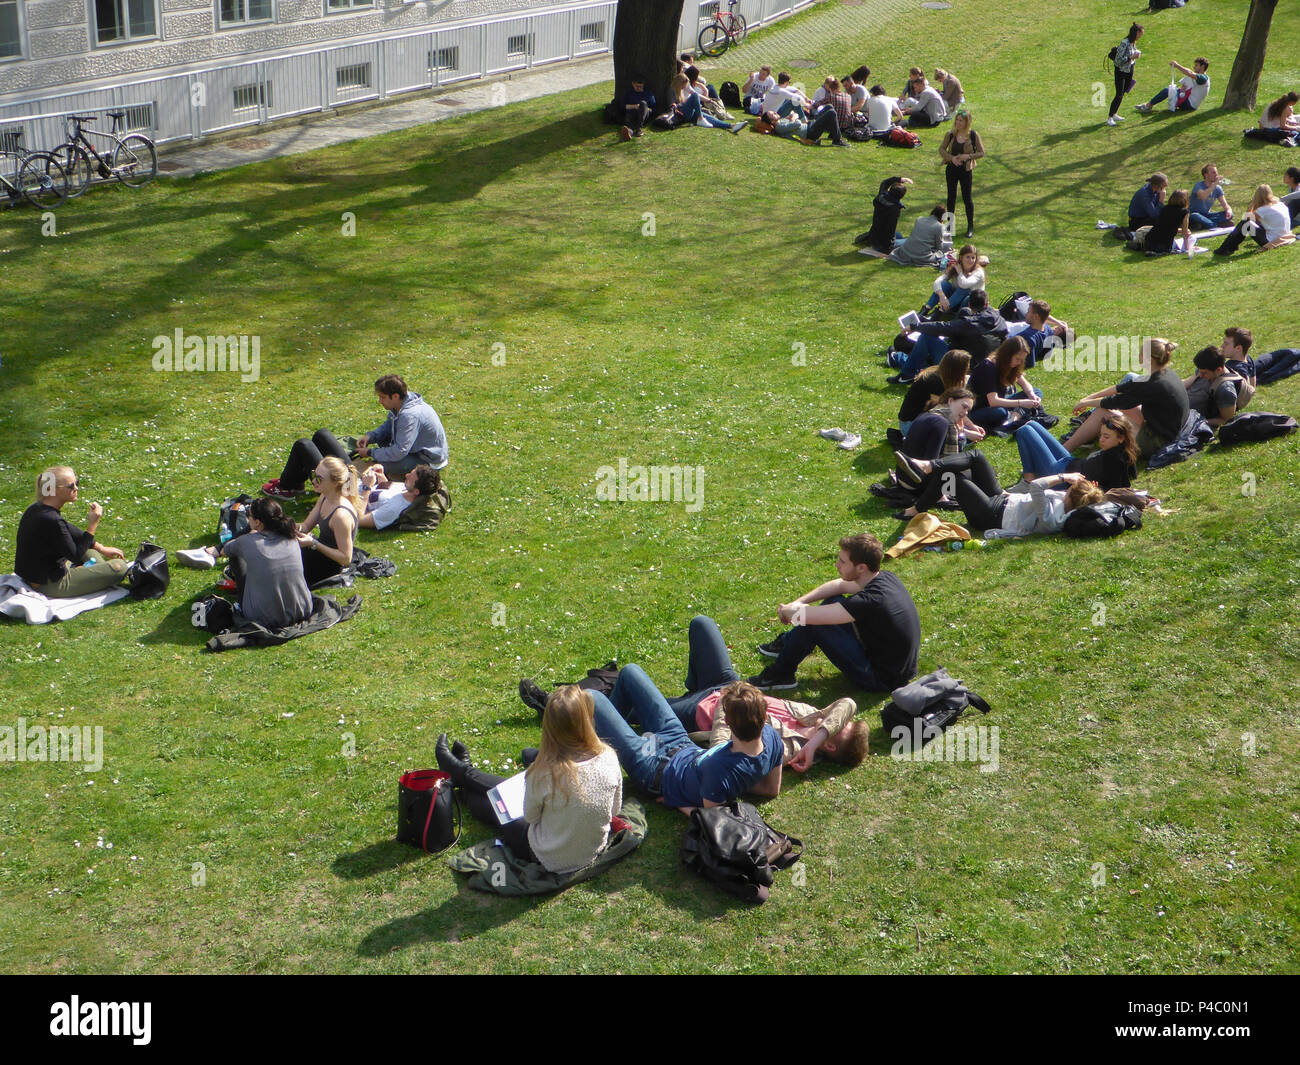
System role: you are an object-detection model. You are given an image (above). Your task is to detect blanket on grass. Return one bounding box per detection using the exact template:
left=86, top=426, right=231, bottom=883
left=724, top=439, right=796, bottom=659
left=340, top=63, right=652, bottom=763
left=446, top=798, right=647, bottom=896
left=0, top=574, right=129, bottom=624
left=205, top=593, right=361, bottom=651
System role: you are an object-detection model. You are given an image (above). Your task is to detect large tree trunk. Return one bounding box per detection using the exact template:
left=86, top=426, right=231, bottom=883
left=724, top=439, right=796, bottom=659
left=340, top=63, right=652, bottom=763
left=613, top=0, right=687, bottom=111
left=1221, top=0, right=1277, bottom=110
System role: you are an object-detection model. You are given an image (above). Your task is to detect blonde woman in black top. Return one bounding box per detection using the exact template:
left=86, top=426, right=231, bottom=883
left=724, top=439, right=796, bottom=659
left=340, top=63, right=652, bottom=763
left=940, top=109, right=984, bottom=238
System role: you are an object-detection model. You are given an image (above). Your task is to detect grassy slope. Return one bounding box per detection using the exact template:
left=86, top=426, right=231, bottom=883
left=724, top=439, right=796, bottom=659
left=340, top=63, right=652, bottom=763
left=0, top=0, right=1297, bottom=973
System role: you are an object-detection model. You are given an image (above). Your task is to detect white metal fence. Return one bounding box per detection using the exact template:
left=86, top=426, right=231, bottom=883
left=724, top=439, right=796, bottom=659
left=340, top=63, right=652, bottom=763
left=0, top=0, right=818, bottom=151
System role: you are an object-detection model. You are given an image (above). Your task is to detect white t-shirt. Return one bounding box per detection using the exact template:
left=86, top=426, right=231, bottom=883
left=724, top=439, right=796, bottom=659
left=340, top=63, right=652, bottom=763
left=365, top=484, right=414, bottom=531
left=759, top=85, right=804, bottom=116
left=867, top=95, right=895, bottom=132
left=746, top=75, right=775, bottom=99
left=1254, top=202, right=1291, bottom=243
left=1180, top=73, right=1211, bottom=110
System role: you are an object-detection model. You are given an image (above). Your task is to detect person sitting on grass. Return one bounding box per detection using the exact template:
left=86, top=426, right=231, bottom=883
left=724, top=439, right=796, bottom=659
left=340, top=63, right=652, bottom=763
left=923, top=243, right=985, bottom=315
left=1060, top=338, right=1189, bottom=460
left=659, top=74, right=747, bottom=133
left=804, top=76, right=853, bottom=146
left=1135, top=57, right=1211, bottom=114
left=856, top=175, right=912, bottom=254
left=967, top=335, right=1048, bottom=434
left=758, top=72, right=809, bottom=119
left=295, top=457, right=359, bottom=586
left=1014, top=411, right=1137, bottom=491
left=890, top=204, right=949, bottom=268
left=1281, top=167, right=1300, bottom=225
left=866, top=85, right=904, bottom=136
left=1214, top=184, right=1297, bottom=256
left=1127, top=172, right=1167, bottom=233
left=1220, top=326, right=1256, bottom=410
left=436, top=686, right=623, bottom=874
left=590, top=672, right=784, bottom=812
left=262, top=374, right=448, bottom=500
left=14, top=466, right=128, bottom=598
left=1139, top=188, right=1191, bottom=255
left=1182, top=346, right=1244, bottom=429
left=219, top=498, right=314, bottom=629
left=893, top=452, right=1104, bottom=538
left=1189, top=164, right=1233, bottom=230
left=743, top=66, right=777, bottom=113
left=1257, top=91, right=1299, bottom=145
left=618, top=76, right=656, bottom=140
left=897, top=349, right=971, bottom=436
left=900, top=73, right=948, bottom=128
left=934, top=68, right=964, bottom=112
left=889, top=289, right=1007, bottom=383
left=896, top=386, right=986, bottom=464
left=748, top=532, right=921, bottom=694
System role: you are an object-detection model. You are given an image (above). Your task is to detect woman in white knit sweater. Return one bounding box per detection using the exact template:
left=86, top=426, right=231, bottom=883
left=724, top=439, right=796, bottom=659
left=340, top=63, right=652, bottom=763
left=437, top=687, right=623, bottom=874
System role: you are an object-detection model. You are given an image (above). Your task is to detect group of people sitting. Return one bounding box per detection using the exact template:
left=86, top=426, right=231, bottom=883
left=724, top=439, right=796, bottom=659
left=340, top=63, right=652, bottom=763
left=14, top=375, right=451, bottom=635
left=438, top=531, right=922, bottom=877
left=1123, top=165, right=1300, bottom=255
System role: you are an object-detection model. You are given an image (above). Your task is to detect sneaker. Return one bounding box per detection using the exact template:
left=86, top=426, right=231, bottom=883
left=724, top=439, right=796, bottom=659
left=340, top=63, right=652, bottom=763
left=819, top=427, right=849, bottom=442
left=1035, top=412, right=1060, bottom=430
left=757, top=636, right=785, bottom=659
left=886, top=373, right=915, bottom=386
left=731, top=121, right=747, bottom=134
left=748, top=669, right=797, bottom=691
left=175, top=547, right=217, bottom=569
left=216, top=574, right=237, bottom=592
left=838, top=433, right=862, bottom=450
left=1105, top=116, right=1118, bottom=126
left=633, top=129, right=644, bottom=138
left=966, top=227, right=974, bottom=238
left=894, top=450, right=926, bottom=485
left=831, top=140, right=849, bottom=147
left=262, top=479, right=298, bottom=501
left=620, top=125, right=633, bottom=141
left=1133, top=104, right=1149, bottom=114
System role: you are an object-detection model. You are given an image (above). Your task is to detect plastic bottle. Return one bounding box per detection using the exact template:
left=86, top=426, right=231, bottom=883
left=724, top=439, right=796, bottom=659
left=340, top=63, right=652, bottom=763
left=219, top=523, right=233, bottom=545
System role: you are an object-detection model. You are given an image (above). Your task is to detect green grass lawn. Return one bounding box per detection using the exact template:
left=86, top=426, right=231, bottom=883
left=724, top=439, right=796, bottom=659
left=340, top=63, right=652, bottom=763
left=1, top=0, right=1298, bottom=974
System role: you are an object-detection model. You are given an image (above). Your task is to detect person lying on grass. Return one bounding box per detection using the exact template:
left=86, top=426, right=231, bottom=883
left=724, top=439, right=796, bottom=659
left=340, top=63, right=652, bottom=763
left=356, top=463, right=446, bottom=529
left=14, top=466, right=128, bottom=598
left=1014, top=411, right=1137, bottom=491
left=749, top=533, right=921, bottom=694
left=436, top=686, right=623, bottom=874
left=893, top=451, right=1104, bottom=538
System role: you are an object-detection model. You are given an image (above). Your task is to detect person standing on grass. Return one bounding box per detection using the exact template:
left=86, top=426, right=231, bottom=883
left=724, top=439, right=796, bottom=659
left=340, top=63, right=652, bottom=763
left=14, top=466, right=128, bottom=597
left=939, top=110, right=984, bottom=238
left=749, top=533, right=921, bottom=694
left=1107, top=23, right=1143, bottom=126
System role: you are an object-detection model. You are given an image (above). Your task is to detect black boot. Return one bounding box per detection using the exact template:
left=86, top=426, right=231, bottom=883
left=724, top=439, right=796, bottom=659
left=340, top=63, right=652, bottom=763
left=435, top=733, right=501, bottom=792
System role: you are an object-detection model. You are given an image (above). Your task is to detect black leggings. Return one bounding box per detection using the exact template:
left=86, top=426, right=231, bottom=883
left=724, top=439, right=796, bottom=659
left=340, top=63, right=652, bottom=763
left=914, top=449, right=1009, bottom=530
left=460, top=770, right=537, bottom=861
left=1109, top=67, right=1134, bottom=118
left=1214, top=219, right=1270, bottom=257
left=278, top=429, right=350, bottom=492
left=945, top=164, right=974, bottom=230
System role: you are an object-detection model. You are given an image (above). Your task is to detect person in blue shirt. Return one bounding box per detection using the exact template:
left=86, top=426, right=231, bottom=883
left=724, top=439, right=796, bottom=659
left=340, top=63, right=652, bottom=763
left=590, top=672, right=784, bottom=812
left=620, top=76, right=656, bottom=140
left=1188, top=164, right=1233, bottom=230
left=1014, top=298, right=1071, bottom=369
left=1128, top=172, right=1167, bottom=231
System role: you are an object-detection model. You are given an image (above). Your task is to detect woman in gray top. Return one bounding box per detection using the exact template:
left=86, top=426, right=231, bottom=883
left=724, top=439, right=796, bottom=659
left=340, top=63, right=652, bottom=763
left=890, top=204, right=949, bottom=267
left=222, top=499, right=313, bottom=628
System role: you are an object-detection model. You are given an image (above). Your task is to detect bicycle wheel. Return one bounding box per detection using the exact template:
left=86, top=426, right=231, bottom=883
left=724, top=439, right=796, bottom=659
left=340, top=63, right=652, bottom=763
left=728, top=14, right=748, bottom=46
left=51, top=144, right=94, bottom=197
left=698, top=24, right=729, bottom=59
left=18, top=152, right=68, bottom=210
left=112, top=134, right=157, bottom=188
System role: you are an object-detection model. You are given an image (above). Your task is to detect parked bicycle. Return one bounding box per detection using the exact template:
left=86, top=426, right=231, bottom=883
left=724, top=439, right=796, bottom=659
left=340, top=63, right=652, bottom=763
left=698, top=0, right=748, bottom=59
left=50, top=111, right=157, bottom=196
left=0, top=127, right=69, bottom=210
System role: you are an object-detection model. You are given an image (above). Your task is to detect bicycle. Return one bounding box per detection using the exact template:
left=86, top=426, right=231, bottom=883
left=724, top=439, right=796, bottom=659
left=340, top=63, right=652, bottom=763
left=698, top=0, right=748, bottom=59
left=0, top=127, right=69, bottom=209
left=50, top=111, right=157, bottom=197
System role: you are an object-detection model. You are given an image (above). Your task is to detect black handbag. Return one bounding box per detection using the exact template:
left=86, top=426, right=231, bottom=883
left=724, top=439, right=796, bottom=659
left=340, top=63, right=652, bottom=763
left=681, top=801, right=803, bottom=904
left=396, top=769, right=461, bottom=854
left=127, top=541, right=170, bottom=600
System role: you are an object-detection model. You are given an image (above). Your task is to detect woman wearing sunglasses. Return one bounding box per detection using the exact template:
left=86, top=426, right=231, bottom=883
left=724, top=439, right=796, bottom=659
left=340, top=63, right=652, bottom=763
left=296, top=457, right=359, bottom=585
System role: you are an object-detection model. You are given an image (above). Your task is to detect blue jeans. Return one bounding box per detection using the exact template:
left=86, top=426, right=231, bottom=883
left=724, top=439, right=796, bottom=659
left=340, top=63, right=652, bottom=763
left=776, top=99, right=808, bottom=120
left=1189, top=210, right=1229, bottom=231
left=1014, top=419, right=1073, bottom=475
left=769, top=597, right=887, bottom=691
left=591, top=667, right=694, bottom=793
left=970, top=388, right=1042, bottom=430
left=924, top=280, right=973, bottom=312
left=900, top=333, right=949, bottom=378
left=678, top=93, right=732, bottom=130
left=666, top=615, right=741, bottom=727
left=804, top=107, right=845, bottom=145
left=1147, top=87, right=1195, bottom=111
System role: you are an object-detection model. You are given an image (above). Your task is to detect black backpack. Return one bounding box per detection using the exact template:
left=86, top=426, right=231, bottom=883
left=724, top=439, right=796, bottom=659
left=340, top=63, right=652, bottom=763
left=1062, top=501, right=1143, bottom=539
left=218, top=494, right=256, bottom=540
left=998, top=291, right=1031, bottom=321
left=191, top=593, right=235, bottom=634
left=720, top=81, right=742, bottom=110
left=1216, top=412, right=1299, bottom=446
left=681, top=801, right=802, bottom=904
left=880, top=668, right=991, bottom=748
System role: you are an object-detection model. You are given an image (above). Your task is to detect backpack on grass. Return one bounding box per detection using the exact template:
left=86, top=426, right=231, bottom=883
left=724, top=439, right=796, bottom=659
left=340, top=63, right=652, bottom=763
left=885, top=125, right=921, bottom=149
left=998, top=291, right=1031, bottom=321
left=1063, top=501, right=1143, bottom=539
left=720, top=81, right=742, bottom=110
left=879, top=668, right=991, bottom=748
left=1216, top=412, right=1299, bottom=446
left=218, top=494, right=256, bottom=540
left=681, top=801, right=802, bottom=904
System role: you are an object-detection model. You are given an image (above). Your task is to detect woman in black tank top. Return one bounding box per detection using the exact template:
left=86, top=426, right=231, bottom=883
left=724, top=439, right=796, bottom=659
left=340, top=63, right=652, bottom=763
left=297, top=456, right=359, bottom=586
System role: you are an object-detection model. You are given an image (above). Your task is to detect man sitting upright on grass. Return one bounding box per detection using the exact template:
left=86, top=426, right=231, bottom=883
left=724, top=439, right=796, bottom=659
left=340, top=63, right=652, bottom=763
left=15, top=467, right=128, bottom=597
left=750, top=533, right=921, bottom=694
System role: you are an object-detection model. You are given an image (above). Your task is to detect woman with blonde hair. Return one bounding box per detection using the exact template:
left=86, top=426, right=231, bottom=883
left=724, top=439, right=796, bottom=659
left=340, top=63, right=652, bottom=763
left=1061, top=338, right=1189, bottom=459
left=939, top=110, right=984, bottom=238
left=1214, top=184, right=1297, bottom=256
left=437, top=686, right=623, bottom=873
left=296, top=455, right=360, bottom=584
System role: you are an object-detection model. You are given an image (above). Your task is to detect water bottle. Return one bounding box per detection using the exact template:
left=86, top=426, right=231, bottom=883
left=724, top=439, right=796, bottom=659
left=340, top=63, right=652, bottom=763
left=219, top=523, right=233, bottom=546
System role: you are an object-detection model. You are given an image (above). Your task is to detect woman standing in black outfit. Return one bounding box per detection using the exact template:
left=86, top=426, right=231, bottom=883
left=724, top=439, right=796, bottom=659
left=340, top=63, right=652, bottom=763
left=1107, top=23, right=1143, bottom=126
left=940, top=110, right=984, bottom=238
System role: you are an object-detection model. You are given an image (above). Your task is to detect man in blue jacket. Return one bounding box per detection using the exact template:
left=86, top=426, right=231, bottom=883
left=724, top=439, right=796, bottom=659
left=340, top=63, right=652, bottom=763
left=356, top=374, right=448, bottom=475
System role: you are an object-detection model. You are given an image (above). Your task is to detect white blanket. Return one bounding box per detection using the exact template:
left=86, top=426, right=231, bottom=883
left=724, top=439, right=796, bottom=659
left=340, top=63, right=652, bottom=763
left=0, top=573, right=129, bottom=624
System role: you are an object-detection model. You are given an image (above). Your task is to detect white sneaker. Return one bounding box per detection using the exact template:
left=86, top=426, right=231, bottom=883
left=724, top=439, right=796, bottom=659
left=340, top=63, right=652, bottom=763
left=1105, top=116, right=1118, bottom=126
left=838, top=433, right=862, bottom=450
left=819, top=427, right=848, bottom=442
left=175, top=547, right=217, bottom=569
left=1113, top=113, right=1126, bottom=121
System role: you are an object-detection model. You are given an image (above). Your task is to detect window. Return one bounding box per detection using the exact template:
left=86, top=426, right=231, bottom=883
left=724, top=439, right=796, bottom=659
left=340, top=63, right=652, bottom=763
left=94, top=0, right=158, bottom=45
left=0, top=0, right=23, bottom=61
left=233, top=82, right=273, bottom=111
left=335, top=62, right=371, bottom=91
left=218, top=0, right=273, bottom=27
left=506, top=33, right=533, bottom=59
left=124, top=103, right=155, bottom=131
left=578, top=21, right=605, bottom=46
left=429, top=46, right=459, bottom=72
left=325, top=0, right=372, bottom=11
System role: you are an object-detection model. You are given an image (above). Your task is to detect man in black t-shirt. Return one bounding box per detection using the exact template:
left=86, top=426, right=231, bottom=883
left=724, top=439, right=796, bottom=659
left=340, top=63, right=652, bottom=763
left=14, top=466, right=128, bottom=598
left=750, top=533, right=921, bottom=693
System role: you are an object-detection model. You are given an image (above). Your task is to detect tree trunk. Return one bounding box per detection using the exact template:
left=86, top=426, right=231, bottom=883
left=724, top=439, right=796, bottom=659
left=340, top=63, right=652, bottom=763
left=1222, top=0, right=1277, bottom=111
left=613, top=0, right=687, bottom=111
